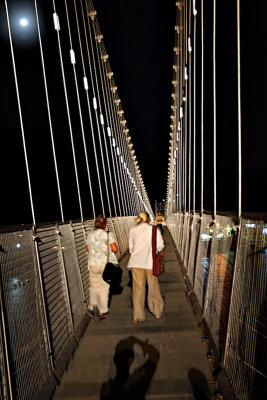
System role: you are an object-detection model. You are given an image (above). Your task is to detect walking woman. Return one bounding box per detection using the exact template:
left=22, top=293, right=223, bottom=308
left=127, top=211, right=164, bottom=322
left=86, top=216, right=118, bottom=320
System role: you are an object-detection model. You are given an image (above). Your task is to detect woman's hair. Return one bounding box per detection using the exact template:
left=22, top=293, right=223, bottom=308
left=95, top=216, right=107, bottom=230
left=135, top=211, right=150, bottom=224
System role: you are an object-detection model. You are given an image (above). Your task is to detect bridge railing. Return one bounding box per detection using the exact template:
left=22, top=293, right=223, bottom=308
left=167, top=213, right=267, bottom=400
left=0, top=216, right=134, bottom=400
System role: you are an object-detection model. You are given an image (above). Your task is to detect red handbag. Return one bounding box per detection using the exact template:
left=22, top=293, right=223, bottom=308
left=152, top=225, right=165, bottom=276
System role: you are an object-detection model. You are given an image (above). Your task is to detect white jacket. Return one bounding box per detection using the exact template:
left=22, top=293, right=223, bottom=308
left=127, top=223, right=164, bottom=270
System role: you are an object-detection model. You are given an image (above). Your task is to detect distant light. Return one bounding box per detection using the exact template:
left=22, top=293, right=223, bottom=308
left=16, top=243, right=21, bottom=248
left=245, top=223, right=256, bottom=228
left=201, top=233, right=211, bottom=241
left=20, top=18, right=28, bottom=27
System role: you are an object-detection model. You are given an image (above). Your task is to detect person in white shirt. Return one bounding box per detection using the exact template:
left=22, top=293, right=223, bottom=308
left=86, top=216, right=118, bottom=320
left=127, top=211, right=164, bottom=322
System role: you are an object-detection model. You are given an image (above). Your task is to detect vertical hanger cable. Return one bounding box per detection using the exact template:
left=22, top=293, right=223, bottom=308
left=52, top=0, right=84, bottom=221
left=4, top=0, right=36, bottom=226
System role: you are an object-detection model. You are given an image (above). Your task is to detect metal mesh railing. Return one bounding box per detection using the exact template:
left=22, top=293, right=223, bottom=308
left=167, top=212, right=267, bottom=400
left=187, top=214, right=201, bottom=284
left=0, top=216, right=133, bottom=399
left=191, top=213, right=213, bottom=310
left=35, top=225, right=75, bottom=377
left=224, top=219, right=267, bottom=400
left=204, top=215, right=237, bottom=357
left=58, top=224, right=87, bottom=335
left=0, top=229, right=52, bottom=400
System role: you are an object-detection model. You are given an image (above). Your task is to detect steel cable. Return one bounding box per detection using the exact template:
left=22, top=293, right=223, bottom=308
left=52, top=0, right=84, bottom=221
left=4, top=0, right=36, bottom=226
left=34, top=0, right=64, bottom=223
left=86, top=12, right=112, bottom=217
left=79, top=0, right=105, bottom=216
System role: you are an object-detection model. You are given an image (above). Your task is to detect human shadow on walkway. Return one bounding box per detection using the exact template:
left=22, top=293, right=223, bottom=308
left=188, top=368, right=212, bottom=400
left=100, top=336, right=159, bottom=400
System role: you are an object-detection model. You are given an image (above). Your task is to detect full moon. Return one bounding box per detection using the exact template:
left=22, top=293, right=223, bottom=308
left=20, top=18, right=28, bottom=27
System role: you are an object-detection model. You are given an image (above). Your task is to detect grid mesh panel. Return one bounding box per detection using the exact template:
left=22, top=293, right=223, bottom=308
left=75, top=221, right=93, bottom=306
left=187, top=214, right=201, bottom=283
left=0, top=229, right=52, bottom=400
left=193, top=214, right=213, bottom=310
left=167, top=213, right=183, bottom=254
left=224, top=219, right=267, bottom=400
left=183, top=214, right=192, bottom=269
left=179, top=214, right=186, bottom=262
left=0, top=309, right=6, bottom=400
left=176, top=214, right=183, bottom=254
left=36, top=226, right=73, bottom=371
left=58, top=224, right=86, bottom=333
left=203, top=215, right=237, bottom=357
left=110, top=218, right=125, bottom=257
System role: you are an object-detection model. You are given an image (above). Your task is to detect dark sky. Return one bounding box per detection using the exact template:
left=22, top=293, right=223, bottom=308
left=0, top=0, right=266, bottom=227
left=93, top=0, right=267, bottom=214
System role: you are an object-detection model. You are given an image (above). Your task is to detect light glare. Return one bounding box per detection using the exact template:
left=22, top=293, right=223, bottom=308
left=20, top=18, right=28, bottom=27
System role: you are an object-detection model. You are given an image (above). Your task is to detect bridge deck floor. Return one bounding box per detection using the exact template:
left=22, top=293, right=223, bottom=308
left=53, top=229, right=218, bottom=400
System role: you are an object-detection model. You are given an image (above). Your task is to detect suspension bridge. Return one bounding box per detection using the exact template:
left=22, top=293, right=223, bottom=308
left=0, top=1, right=266, bottom=400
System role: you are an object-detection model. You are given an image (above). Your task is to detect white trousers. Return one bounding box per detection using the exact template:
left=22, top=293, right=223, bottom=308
left=88, top=263, right=109, bottom=314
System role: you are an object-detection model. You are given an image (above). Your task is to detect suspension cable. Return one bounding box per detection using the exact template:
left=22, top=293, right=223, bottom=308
left=103, top=64, right=123, bottom=215
left=109, top=89, right=128, bottom=215
left=68, top=0, right=96, bottom=218
left=87, top=13, right=112, bottom=217
left=193, top=1, right=197, bottom=215
left=237, top=0, right=242, bottom=220
left=34, top=0, right=65, bottom=223
left=116, top=111, right=133, bottom=216
left=120, top=127, right=134, bottom=215
left=188, top=0, right=192, bottom=215
left=107, top=82, right=127, bottom=215
left=93, top=33, right=118, bottom=217
left=52, top=0, right=84, bottom=221
left=213, top=0, right=217, bottom=220
left=179, top=5, right=183, bottom=213
left=201, top=0, right=204, bottom=216
left=79, top=0, right=105, bottom=216
left=4, top=0, right=36, bottom=226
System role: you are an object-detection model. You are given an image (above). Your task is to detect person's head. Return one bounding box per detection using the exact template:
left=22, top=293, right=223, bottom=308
left=135, top=211, right=150, bottom=224
left=95, top=216, right=107, bottom=230
left=114, top=339, right=134, bottom=371
left=157, top=211, right=161, bottom=216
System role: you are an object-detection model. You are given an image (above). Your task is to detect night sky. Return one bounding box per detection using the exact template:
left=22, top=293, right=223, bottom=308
left=0, top=0, right=266, bottom=227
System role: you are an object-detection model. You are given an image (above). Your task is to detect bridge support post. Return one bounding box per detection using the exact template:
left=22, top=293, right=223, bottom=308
left=0, top=274, right=13, bottom=399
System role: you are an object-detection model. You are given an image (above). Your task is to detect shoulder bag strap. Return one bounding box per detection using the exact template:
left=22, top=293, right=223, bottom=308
left=152, top=225, right=157, bottom=258
left=107, top=231, right=109, bottom=262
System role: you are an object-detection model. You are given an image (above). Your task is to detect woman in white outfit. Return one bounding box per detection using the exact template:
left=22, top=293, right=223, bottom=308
left=127, top=211, right=164, bottom=322
left=86, top=216, right=118, bottom=320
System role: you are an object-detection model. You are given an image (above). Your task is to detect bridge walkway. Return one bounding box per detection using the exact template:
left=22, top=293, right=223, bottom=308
left=52, top=229, right=219, bottom=400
